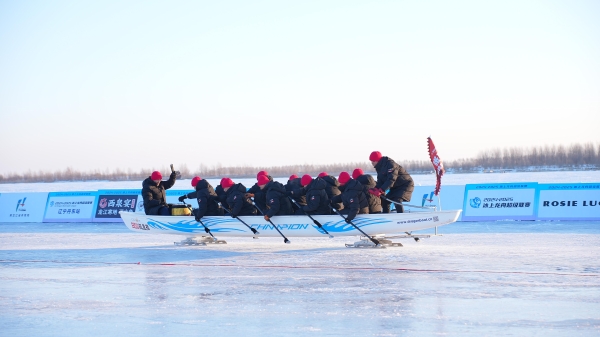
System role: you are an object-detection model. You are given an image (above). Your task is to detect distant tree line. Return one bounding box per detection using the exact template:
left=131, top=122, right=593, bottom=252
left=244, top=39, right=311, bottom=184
left=1, top=142, right=598, bottom=183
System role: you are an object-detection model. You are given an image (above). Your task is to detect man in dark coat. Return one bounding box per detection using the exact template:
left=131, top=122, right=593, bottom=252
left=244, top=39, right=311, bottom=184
left=215, top=178, right=229, bottom=209
left=142, top=170, right=177, bottom=215
left=318, top=172, right=343, bottom=211
left=368, top=151, right=415, bottom=213
left=258, top=175, right=294, bottom=221
left=331, top=172, right=369, bottom=222
left=285, top=174, right=306, bottom=211
left=178, top=176, right=223, bottom=220
left=245, top=170, right=272, bottom=212
left=223, top=178, right=257, bottom=217
left=352, top=168, right=382, bottom=214
left=298, top=174, right=330, bottom=215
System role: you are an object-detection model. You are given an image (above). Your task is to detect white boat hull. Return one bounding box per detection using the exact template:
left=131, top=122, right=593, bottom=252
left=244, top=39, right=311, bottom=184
left=119, top=210, right=462, bottom=238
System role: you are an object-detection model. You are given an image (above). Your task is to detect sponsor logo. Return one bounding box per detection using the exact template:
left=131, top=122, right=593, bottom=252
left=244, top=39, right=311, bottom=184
left=542, top=200, right=598, bottom=207
left=349, top=198, right=354, bottom=203
left=131, top=222, right=150, bottom=230
left=95, top=195, right=138, bottom=218
left=15, top=198, right=27, bottom=212
left=270, top=199, right=274, bottom=204
left=422, top=192, right=434, bottom=207
left=470, top=197, right=481, bottom=208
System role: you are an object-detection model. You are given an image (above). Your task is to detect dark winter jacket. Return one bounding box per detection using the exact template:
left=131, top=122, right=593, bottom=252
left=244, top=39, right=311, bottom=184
left=321, top=175, right=344, bottom=210
left=248, top=175, right=273, bottom=212
left=301, top=177, right=331, bottom=215
left=185, top=179, right=222, bottom=217
left=264, top=181, right=294, bottom=217
left=215, top=185, right=229, bottom=209
left=285, top=177, right=306, bottom=208
left=356, top=174, right=382, bottom=213
left=332, top=179, right=369, bottom=221
left=141, top=172, right=177, bottom=215
left=225, top=183, right=257, bottom=217
left=374, top=156, right=415, bottom=201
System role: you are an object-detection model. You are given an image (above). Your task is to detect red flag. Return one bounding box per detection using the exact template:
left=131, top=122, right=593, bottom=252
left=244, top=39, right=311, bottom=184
left=427, top=137, right=445, bottom=196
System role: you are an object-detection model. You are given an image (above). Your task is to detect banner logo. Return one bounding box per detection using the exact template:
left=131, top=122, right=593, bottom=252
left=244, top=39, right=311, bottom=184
left=15, top=198, right=27, bottom=212
left=422, top=192, right=434, bottom=207
left=470, top=197, right=481, bottom=208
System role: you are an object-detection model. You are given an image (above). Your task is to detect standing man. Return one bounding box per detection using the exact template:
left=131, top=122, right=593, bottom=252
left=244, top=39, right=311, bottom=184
left=142, top=170, right=178, bottom=215
left=368, top=151, right=414, bottom=213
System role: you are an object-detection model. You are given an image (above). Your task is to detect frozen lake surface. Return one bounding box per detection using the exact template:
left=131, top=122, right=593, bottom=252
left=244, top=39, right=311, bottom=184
left=1, top=170, right=600, bottom=193
left=1, top=171, right=599, bottom=336
left=1, top=222, right=599, bottom=336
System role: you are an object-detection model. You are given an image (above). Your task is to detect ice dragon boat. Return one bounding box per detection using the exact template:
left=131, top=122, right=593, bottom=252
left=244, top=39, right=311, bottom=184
left=119, top=208, right=462, bottom=247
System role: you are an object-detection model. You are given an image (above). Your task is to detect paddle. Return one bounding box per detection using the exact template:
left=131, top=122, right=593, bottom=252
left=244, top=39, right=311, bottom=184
left=380, top=196, right=436, bottom=211
left=288, top=197, right=333, bottom=238
left=217, top=201, right=260, bottom=235
left=170, top=164, right=182, bottom=179
left=183, top=202, right=217, bottom=241
left=331, top=207, right=380, bottom=246
left=251, top=198, right=290, bottom=244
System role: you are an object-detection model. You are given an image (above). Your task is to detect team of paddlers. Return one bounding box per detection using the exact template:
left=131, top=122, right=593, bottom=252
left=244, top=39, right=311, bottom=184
left=141, top=151, right=415, bottom=223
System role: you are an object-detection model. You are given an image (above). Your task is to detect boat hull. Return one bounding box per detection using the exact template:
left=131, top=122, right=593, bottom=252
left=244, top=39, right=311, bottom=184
left=119, top=210, right=462, bottom=238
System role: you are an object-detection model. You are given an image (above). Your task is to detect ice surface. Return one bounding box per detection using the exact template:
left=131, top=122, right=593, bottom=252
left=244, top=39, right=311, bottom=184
left=1, top=172, right=599, bottom=336
left=1, top=223, right=599, bottom=336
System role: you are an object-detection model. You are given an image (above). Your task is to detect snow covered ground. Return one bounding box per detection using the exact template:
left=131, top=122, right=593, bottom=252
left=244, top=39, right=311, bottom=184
left=1, top=171, right=599, bottom=336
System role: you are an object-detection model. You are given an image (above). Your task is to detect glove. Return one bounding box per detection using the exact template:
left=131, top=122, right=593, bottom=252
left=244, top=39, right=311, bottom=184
left=344, top=218, right=352, bottom=224
left=230, top=213, right=236, bottom=218
left=369, top=188, right=384, bottom=197
left=195, top=214, right=202, bottom=222
left=264, top=215, right=270, bottom=222
left=178, top=195, right=187, bottom=202
left=245, top=193, right=255, bottom=198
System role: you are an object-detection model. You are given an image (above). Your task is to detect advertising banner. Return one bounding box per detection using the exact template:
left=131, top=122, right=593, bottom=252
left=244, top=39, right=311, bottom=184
left=43, top=191, right=96, bottom=222
left=93, top=189, right=144, bottom=222
left=410, top=185, right=466, bottom=221
left=0, top=192, right=49, bottom=222
left=462, top=182, right=537, bottom=221
left=536, top=183, right=600, bottom=220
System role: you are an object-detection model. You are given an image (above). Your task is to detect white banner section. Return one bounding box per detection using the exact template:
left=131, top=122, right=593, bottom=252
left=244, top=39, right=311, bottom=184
left=537, top=183, right=600, bottom=220
left=0, top=192, right=49, bottom=222
left=410, top=185, right=465, bottom=221
left=43, top=191, right=96, bottom=222
left=462, top=183, right=537, bottom=221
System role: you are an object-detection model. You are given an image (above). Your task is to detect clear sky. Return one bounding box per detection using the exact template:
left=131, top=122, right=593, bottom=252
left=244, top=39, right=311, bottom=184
left=1, top=0, right=598, bottom=175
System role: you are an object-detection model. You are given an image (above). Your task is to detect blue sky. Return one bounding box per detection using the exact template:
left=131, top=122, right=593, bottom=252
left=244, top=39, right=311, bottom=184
left=1, top=0, right=598, bottom=174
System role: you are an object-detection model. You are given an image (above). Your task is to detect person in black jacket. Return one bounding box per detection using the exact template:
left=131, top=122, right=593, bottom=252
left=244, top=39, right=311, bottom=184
left=285, top=174, right=306, bottom=211
left=352, top=168, right=382, bottom=214
left=222, top=178, right=257, bottom=217
left=368, top=151, right=415, bottom=213
left=141, top=170, right=177, bottom=215
left=245, top=170, right=272, bottom=212
left=258, top=175, right=294, bottom=221
left=331, top=172, right=369, bottom=222
left=215, top=177, right=229, bottom=210
left=318, top=172, right=343, bottom=211
left=178, top=176, right=223, bottom=220
left=297, top=174, right=330, bottom=215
